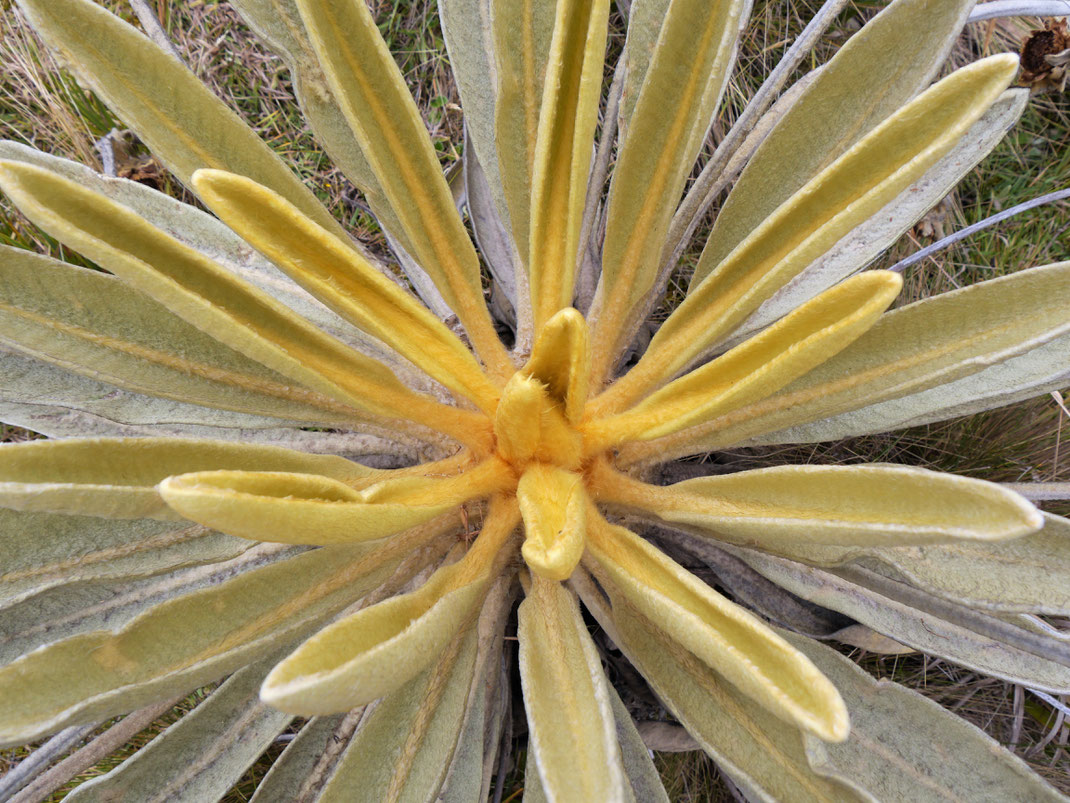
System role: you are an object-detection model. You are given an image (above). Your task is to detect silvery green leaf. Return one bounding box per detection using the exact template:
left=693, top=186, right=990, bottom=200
left=783, top=631, right=1067, bottom=802
left=617, top=0, right=672, bottom=134
left=65, top=652, right=295, bottom=803
left=0, top=507, right=249, bottom=604
left=719, top=89, right=1029, bottom=350
left=728, top=547, right=1070, bottom=693
left=693, top=0, right=976, bottom=286
left=464, top=131, right=519, bottom=309
left=607, top=680, right=670, bottom=803
left=249, top=715, right=347, bottom=803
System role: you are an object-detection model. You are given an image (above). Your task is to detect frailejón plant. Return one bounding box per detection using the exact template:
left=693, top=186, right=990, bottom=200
left=0, top=0, right=1068, bottom=800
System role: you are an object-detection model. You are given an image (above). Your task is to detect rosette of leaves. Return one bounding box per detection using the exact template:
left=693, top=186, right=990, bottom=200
left=0, top=0, right=1068, bottom=799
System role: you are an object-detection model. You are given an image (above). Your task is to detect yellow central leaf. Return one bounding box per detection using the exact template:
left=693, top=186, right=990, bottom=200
left=517, top=464, right=587, bottom=581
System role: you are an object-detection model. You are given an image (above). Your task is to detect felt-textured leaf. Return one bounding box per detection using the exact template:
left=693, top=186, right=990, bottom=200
left=593, top=462, right=1042, bottom=547
left=526, top=0, right=610, bottom=330
left=15, top=0, right=348, bottom=242
left=492, top=0, right=556, bottom=270
left=0, top=544, right=301, bottom=666
left=0, top=508, right=249, bottom=605
left=604, top=55, right=1018, bottom=408
left=0, top=437, right=370, bottom=520
left=192, top=169, right=500, bottom=413
left=606, top=678, right=670, bottom=803
left=720, top=88, right=1029, bottom=350
left=588, top=271, right=900, bottom=442
left=0, top=142, right=417, bottom=377
left=666, top=260, right=1070, bottom=455
left=260, top=499, right=519, bottom=713
left=248, top=714, right=345, bottom=803
left=64, top=652, right=294, bottom=803
left=591, top=0, right=747, bottom=379
left=616, top=0, right=671, bottom=134
left=692, top=0, right=976, bottom=286
left=0, top=536, right=412, bottom=746
left=729, top=548, right=1070, bottom=693
left=761, top=513, right=1070, bottom=615
left=785, top=632, right=1066, bottom=802
left=0, top=247, right=361, bottom=427
left=517, top=465, right=586, bottom=581
left=464, top=133, right=521, bottom=314
left=159, top=458, right=507, bottom=546
left=518, top=576, right=626, bottom=801
left=525, top=307, right=589, bottom=422
left=586, top=517, right=848, bottom=741
left=0, top=161, right=487, bottom=446
left=316, top=623, right=479, bottom=803
left=292, top=0, right=512, bottom=377
left=586, top=595, right=866, bottom=803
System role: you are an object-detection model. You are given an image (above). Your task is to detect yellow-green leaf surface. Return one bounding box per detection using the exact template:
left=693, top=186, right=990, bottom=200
left=719, top=89, right=1029, bottom=352
left=159, top=457, right=510, bottom=546
left=517, top=465, right=587, bottom=581
left=601, top=54, right=1017, bottom=409
left=492, top=0, right=556, bottom=269
left=15, top=0, right=349, bottom=243
left=317, top=624, right=479, bottom=803
left=64, top=651, right=294, bottom=803
left=785, top=632, right=1067, bottom=803
left=0, top=437, right=371, bottom=521
left=0, top=536, right=414, bottom=746
left=592, top=597, right=866, bottom=803
left=192, top=169, right=501, bottom=413
left=692, top=0, right=976, bottom=287
left=764, top=512, right=1070, bottom=616
left=260, top=498, right=519, bottom=713
left=292, top=0, right=512, bottom=377
left=524, top=307, right=589, bottom=422
left=526, top=0, right=610, bottom=330
left=593, top=462, right=1042, bottom=547
left=591, top=0, right=746, bottom=379
left=0, top=246, right=360, bottom=427
left=587, top=272, right=900, bottom=444
left=729, top=547, right=1070, bottom=693
left=247, top=715, right=346, bottom=803
left=616, top=0, right=671, bottom=134
left=0, top=509, right=248, bottom=605
left=0, top=161, right=489, bottom=448
left=0, top=143, right=417, bottom=379
left=586, top=516, right=848, bottom=741
left=606, top=677, right=670, bottom=803
left=650, top=260, right=1070, bottom=460
left=518, top=576, right=626, bottom=802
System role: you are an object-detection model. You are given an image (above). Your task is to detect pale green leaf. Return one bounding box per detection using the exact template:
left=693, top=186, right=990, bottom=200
left=616, top=0, right=672, bottom=133
left=16, top=0, right=349, bottom=242
left=526, top=0, right=611, bottom=329
left=292, top=0, right=512, bottom=377
left=719, top=88, right=1029, bottom=350
left=693, top=0, right=976, bottom=286
left=0, top=538, right=406, bottom=746
left=728, top=547, right=1070, bottom=693
left=604, top=55, right=1018, bottom=408
left=518, top=576, right=626, bottom=802
left=191, top=169, right=500, bottom=413
left=606, top=679, right=670, bottom=803
left=0, top=508, right=249, bottom=604
left=317, top=624, right=479, bottom=803
left=0, top=161, right=485, bottom=447
left=260, top=499, right=518, bottom=713
left=492, top=0, right=556, bottom=270
left=589, top=271, right=900, bottom=442
left=595, top=598, right=868, bottom=803
left=675, top=260, right=1070, bottom=455
left=591, top=0, right=747, bottom=378
left=248, top=714, right=346, bottom=803
left=784, top=631, right=1068, bottom=802
left=0, top=437, right=371, bottom=520
left=587, top=517, right=848, bottom=741
left=595, top=462, right=1042, bottom=547
left=0, top=246, right=362, bottom=427
left=760, top=512, right=1070, bottom=616
left=65, top=651, right=294, bottom=803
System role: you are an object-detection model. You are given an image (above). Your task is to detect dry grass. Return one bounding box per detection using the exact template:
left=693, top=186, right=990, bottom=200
left=0, top=0, right=1067, bottom=799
